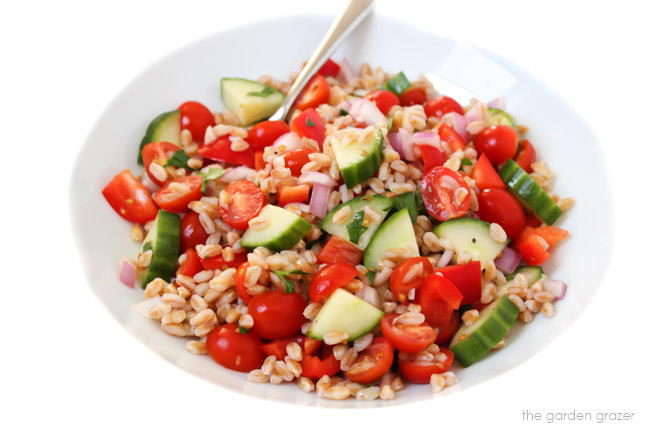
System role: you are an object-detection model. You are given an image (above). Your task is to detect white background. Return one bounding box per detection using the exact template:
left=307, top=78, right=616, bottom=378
left=1, top=0, right=648, bottom=431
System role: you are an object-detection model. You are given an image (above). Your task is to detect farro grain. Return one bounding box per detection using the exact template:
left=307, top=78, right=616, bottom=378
left=332, top=205, right=352, bottom=224
left=462, top=309, right=480, bottom=326
left=489, top=223, right=508, bottom=243
left=161, top=293, right=186, bottom=308
left=353, top=333, right=373, bottom=352
left=131, top=224, right=144, bottom=242
left=193, top=270, right=214, bottom=284
left=298, top=377, right=315, bottom=393
left=379, top=385, right=395, bottom=400
left=137, top=250, right=153, bottom=268
left=508, top=294, right=526, bottom=312
left=247, top=369, right=269, bottom=383
left=199, top=212, right=216, bottom=234
left=323, top=386, right=351, bottom=400
left=324, top=330, right=349, bottom=345
left=238, top=313, right=254, bottom=329
left=541, top=302, right=555, bottom=317
left=356, top=386, right=380, bottom=401
left=430, top=374, right=446, bottom=393
left=286, top=342, right=302, bottom=361
left=161, top=323, right=192, bottom=337
left=261, top=355, right=277, bottom=376
left=185, top=340, right=208, bottom=355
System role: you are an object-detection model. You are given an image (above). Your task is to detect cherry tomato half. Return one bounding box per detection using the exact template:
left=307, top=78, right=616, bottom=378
left=247, top=120, right=290, bottom=150
left=472, top=153, right=505, bottom=190
left=198, top=134, right=255, bottom=168
left=141, top=142, right=181, bottom=186
left=316, top=236, right=363, bottom=265
left=344, top=337, right=394, bottom=384
left=416, top=274, right=463, bottom=328
left=180, top=212, right=208, bottom=251
left=177, top=248, right=203, bottom=277
left=262, top=335, right=322, bottom=359
left=284, top=148, right=317, bottom=176
left=417, top=143, right=446, bottom=173
left=290, top=108, right=326, bottom=146
left=301, top=346, right=341, bottom=379
left=309, top=263, right=358, bottom=302
left=435, top=261, right=482, bottom=306
left=438, top=123, right=465, bottom=152
left=295, top=75, right=330, bottom=111
left=248, top=291, right=307, bottom=340
left=515, top=139, right=537, bottom=173
left=153, top=175, right=202, bottom=213
left=381, top=314, right=438, bottom=354
left=424, top=96, right=464, bottom=119
left=390, top=257, right=434, bottom=303
left=421, top=166, right=470, bottom=221
left=219, top=180, right=264, bottom=230
left=398, top=348, right=454, bottom=383
left=474, top=125, right=518, bottom=165
left=478, top=189, right=526, bottom=239
left=365, top=90, right=400, bottom=115
left=179, top=101, right=215, bottom=143
left=399, top=86, right=427, bottom=106
left=102, top=170, right=158, bottom=223
left=206, top=324, right=265, bottom=372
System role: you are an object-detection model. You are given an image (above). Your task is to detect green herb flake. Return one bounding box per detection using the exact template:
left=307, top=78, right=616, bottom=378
left=246, top=86, right=275, bottom=97
left=387, top=116, right=394, bottom=131
left=346, top=210, right=369, bottom=244
left=339, top=108, right=349, bottom=116
left=238, top=326, right=250, bottom=334
left=461, top=157, right=473, bottom=166
left=272, top=270, right=308, bottom=293
left=198, top=166, right=226, bottom=192
left=381, top=71, right=411, bottom=95
left=164, top=150, right=191, bottom=170
left=305, top=117, right=316, bottom=127
left=142, top=242, right=153, bottom=252
left=393, top=192, right=417, bottom=223
left=366, top=270, right=376, bottom=285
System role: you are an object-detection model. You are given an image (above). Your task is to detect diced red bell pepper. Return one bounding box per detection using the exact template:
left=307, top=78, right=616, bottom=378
left=435, top=261, right=482, bottom=305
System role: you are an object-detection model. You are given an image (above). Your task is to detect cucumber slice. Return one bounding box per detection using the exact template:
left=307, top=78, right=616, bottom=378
left=380, top=71, right=411, bottom=95
left=240, top=205, right=311, bottom=252
left=506, top=266, right=543, bottom=286
left=220, top=78, right=284, bottom=126
left=137, top=210, right=181, bottom=287
left=450, top=296, right=520, bottom=367
left=332, top=128, right=384, bottom=188
left=307, top=289, right=384, bottom=341
left=486, top=107, right=515, bottom=127
left=433, top=218, right=507, bottom=269
left=499, top=159, right=562, bottom=225
left=137, top=110, right=181, bottom=164
left=363, top=208, right=419, bottom=270
left=320, top=195, right=393, bottom=250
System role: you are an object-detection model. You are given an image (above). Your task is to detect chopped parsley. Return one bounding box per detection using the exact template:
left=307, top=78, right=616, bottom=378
left=238, top=326, right=250, bottom=334
left=164, top=150, right=191, bottom=170
left=393, top=191, right=424, bottom=223
left=272, top=270, right=308, bottom=293
left=366, top=270, right=376, bottom=285
left=142, top=242, right=153, bottom=252
left=246, top=86, right=275, bottom=97
left=461, top=157, right=473, bottom=166
left=305, top=117, right=316, bottom=127
left=346, top=210, right=369, bottom=244
left=339, top=108, right=349, bottom=116
left=198, top=166, right=225, bottom=192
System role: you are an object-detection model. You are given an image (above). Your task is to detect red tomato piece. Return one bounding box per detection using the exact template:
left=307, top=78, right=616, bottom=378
left=424, top=96, right=464, bottom=118
left=515, top=139, right=537, bottom=173
left=141, top=142, right=181, bottom=186
left=179, top=101, right=215, bottom=143
left=102, top=170, right=158, bottom=223
left=248, top=291, right=307, bottom=340
left=398, top=348, right=454, bottom=383
left=301, top=346, right=340, bottom=379
left=421, top=166, right=471, bottom=221
left=472, top=153, right=506, bottom=190
left=399, top=86, right=427, bottom=106
left=365, top=90, right=400, bottom=115
left=254, top=151, right=265, bottom=170
left=344, top=337, right=394, bottom=384
left=295, top=75, right=330, bottom=111
left=180, top=212, right=208, bottom=251
left=435, top=311, right=460, bottom=345
left=438, top=123, right=466, bottom=152
left=201, top=251, right=247, bottom=271
left=316, top=236, right=363, bottom=265
left=235, top=262, right=254, bottom=303
left=198, top=134, right=255, bottom=168
left=436, top=261, right=482, bottom=306
left=290, top=108, right=326, bottom=146
left=417, top=143, right=446, bottom=173
left=474, top=125, right=518, bottom=165
left=247, top=120, right=290, bottom=150
left=533, top=226, right=569, bottom=248
left=416, top=274, right=463, bottom=328
left=177, top=248, right=203, bottom=277
left=390, top=257, right=434, bottom=303
left=262, top=335, right=322, bottom=359
left=309, top=263, right=358, bottom=302
left=477, top=189, right=526, bottom=239
left=205, top=324, right=265, bottom=372
left=381, top=314, right=438, bottom=354
left=153, top=175, right=202, bottom=213
left=219, top=180, right=264, bottom=230
left=317, top=59, right=340, bottom=77
left=278, top=184, right=310, bottom=206
left=284, top=148, right=317, bottom=176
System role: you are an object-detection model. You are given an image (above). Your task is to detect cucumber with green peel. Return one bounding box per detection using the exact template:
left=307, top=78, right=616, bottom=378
left=450, top=296, right=520, bottom=367
left=433, top=218, right=508, bottom=269
left=363, top=208, right=419, bottom=270
left=506, top=266, right=544, bottom=286
left=307, top=289, right=384, bottom=341
left=486, top=107, right=515, bottom=127
left=220, top=78, right=284, bottom=126
left=380, top=71, right=411, bottom=95
left=319, top=195, right=393, bottom=250
left=137, top=110, right=181, bottom=164
left=137, top=210, right=181, bottom=287
left=240, top=205, right=311, bottom=252
left=332, top=128, right=384, bottom=188
left=499, top=159, right=562, bottom=225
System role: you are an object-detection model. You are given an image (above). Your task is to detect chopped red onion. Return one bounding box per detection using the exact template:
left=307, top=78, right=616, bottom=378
left=465, top=103, right=486, bottom=123
left=349, top=98, right=387, bottom=126
left=219, top=166, right=256, bottom=183
left=542, top=279, right=567, bottom=300
left=132, top=296, right=163, bottom=317
left=413, top=131, right=442, bottom=149
left=299, top=171, right=337, bottom=187
left=388, top=132, right=404, bottom=157
left=309, top=183, right=331, bottom=218
left=487, top=97, right=506, bottom=110
left=442, top=112, right=470, bottom=142
left=283, top=202, right=311, bottom=213
left=356, top=285, right=380, bottom=307
left=119, top=259, right=136, bottom=288
left=272, top=132, right=302, bottom=153
left=141, top=172, right=160, bottom=193
left=398, top=128, right=415, bottom=161
left=495, top=247, right=521, bottom=274
left=340, top=58, right=357, bottom=84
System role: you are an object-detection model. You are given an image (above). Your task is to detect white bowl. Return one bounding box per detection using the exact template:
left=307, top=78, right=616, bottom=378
left=70, top=13, right=612, bottom=407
